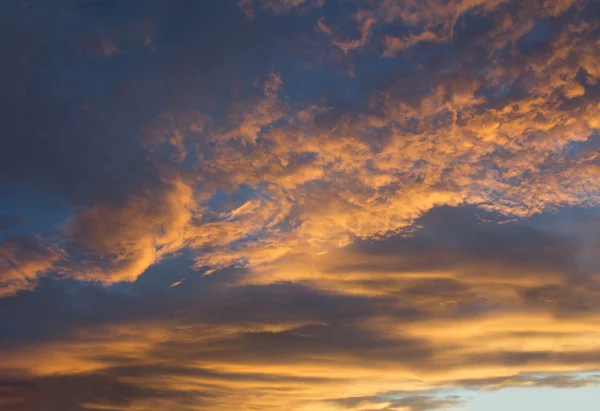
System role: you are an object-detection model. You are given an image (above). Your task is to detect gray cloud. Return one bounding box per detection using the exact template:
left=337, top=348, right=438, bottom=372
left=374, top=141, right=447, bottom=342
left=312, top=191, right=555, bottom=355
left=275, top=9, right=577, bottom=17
left=2, top=1, right=600, bottom=410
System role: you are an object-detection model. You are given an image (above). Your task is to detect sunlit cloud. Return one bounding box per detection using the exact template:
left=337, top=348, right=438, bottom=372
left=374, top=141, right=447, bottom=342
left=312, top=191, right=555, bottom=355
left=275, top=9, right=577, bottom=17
left=0, top=236, right=65, bottom=297
left=1, top=0, right=600, bottom=410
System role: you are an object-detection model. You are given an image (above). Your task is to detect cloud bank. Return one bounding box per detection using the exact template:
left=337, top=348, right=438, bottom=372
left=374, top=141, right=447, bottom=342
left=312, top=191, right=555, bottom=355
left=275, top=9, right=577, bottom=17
left=1, top=0, right=600, bottom=410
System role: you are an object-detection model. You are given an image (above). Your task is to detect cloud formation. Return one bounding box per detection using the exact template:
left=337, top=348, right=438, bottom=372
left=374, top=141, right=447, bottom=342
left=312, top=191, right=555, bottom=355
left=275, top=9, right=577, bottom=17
left=0, top=236, right=64, bottom=297
left=1, top=0, right=600, bottom=410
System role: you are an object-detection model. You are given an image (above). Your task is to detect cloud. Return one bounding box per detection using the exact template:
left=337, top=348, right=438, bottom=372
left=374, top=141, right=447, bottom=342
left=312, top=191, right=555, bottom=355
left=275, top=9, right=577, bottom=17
left=453, top=373, right=600, bottom=390
left=0, top=236, right=64, bottom=297
left=179, top=0, right=600, bottom=274
left=0, top=372, right=214, bottom=411
left=170, top=279, right=185, bottom=287
left=65, top=179, right=197, bottom=284
left=1, top=290, right=598, bottom=410
left=79, top=37, right=121, bottom=57
left=8, top=0, right=600, bottom=291
left=315, top=0, right=583, bottom=56
left=330, top=394, right=463, bottom=411
left=239, top=0, right=325, bottom=19
left=2, top=208, right=600, bottom=409
left=3, top=1, right=600, bottom=410
left=6, top=0, right=599, bottom=297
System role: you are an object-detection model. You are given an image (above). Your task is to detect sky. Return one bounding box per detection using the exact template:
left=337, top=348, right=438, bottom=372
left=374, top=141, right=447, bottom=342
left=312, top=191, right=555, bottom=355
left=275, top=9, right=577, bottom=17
left=0, top=0, right=600, bottom=410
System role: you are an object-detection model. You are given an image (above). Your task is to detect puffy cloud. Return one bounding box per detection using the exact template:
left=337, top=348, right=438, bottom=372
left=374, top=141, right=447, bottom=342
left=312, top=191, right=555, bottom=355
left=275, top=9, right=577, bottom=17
left=50, top=0, right=600, bottom=284
left=65, top=179, right=198, bottom=283
left=181, top=0, right=600, bottom=273
left=315, top=0, right=583, bottom=56
left=14, top=0, right=596, bottom=288
left=3, top=1, right=600, bottom=410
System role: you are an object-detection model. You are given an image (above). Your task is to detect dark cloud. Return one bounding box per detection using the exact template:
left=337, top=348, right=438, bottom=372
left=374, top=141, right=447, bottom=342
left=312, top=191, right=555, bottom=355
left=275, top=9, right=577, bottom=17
left=2, top=0, right=600, bottom=410
left=0, top=372, right=214, bottom=411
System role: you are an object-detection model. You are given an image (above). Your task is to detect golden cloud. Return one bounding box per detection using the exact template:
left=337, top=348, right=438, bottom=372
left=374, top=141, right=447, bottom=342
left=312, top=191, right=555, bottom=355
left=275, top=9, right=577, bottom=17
left=3, top=1, right=600, bottom=410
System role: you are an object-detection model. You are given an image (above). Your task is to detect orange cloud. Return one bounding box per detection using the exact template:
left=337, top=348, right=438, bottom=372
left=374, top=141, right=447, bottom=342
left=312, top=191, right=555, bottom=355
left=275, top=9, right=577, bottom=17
left=66, top=179, right=197, bottom=283
left=0, top=236, right=64, bottom=297
left=19, top=0, right=597, bottom=295
left=4, top=2, right=600, bottom=409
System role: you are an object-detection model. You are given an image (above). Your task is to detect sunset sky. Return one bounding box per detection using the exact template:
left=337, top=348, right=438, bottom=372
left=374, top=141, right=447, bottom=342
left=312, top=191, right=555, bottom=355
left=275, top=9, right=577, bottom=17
left=1, top=0, right=600, bottom=410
